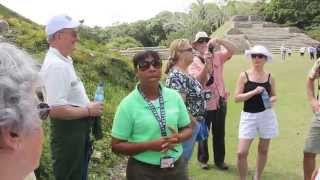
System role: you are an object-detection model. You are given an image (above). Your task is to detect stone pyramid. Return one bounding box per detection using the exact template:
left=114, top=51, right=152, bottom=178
left=225, top=15, right=319, bottom=54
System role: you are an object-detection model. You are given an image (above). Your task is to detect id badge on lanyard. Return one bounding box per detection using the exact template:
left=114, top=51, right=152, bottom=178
left=160, top=156, right=175, bottom=168
left=138, top=85, right=175, bottom=168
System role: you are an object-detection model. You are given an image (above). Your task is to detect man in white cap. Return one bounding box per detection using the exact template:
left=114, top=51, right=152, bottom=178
left=40, top=15, right=104, bottom=180
left=188, top=31, right=235, bottom=170
left=304, top=57, right=320, bottom=180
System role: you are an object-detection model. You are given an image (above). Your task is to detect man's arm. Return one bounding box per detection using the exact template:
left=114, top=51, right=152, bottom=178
left=189, top=57, right=208, bottom=85
left=209, top=38, right=236, bottom=61
left=49, top=102, right=103, bottom=120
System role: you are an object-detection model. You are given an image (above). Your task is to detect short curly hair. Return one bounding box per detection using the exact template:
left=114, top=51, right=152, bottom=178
left=132, top=50, right=160, bottom=71
left=0, top=43, right=41, bottom=135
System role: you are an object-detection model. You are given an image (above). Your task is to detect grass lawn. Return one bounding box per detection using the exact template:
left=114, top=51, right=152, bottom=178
left=188, top=54, right=318, bottom=180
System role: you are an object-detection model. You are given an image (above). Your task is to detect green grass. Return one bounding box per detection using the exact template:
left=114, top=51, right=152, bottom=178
left=188, top=54, right=317, bottom=180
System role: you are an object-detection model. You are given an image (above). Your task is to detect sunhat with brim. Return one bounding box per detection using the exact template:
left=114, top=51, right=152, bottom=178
left=245, top=45, right=273, bottom=62
left=193, top=31, right=210, bottom=44
left=45, top=15, right=81, bottom=36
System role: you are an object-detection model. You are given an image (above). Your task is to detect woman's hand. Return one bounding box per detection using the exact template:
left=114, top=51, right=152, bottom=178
left=148, top=138, right=171, bottom=152
left=161, top=126, right=180, bottom=152
left=254, top=86, right=265, bottom=95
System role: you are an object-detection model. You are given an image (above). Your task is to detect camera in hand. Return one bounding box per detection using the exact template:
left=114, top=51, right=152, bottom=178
left=206, top=74, right=214, bottom=86
left=208, top=44, right=214, bottom=53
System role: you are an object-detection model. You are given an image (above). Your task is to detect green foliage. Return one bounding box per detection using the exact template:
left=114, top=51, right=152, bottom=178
left=105, top=36, right=143, bottom=49
left=0, top=7, right=136, bottom=179
left=263, top=0, right=320, bottom=42
left=4, top=17, right=48, bottom=53
left=75, top=1, right=262, bottom=48
left=306, top=26, right=320, bottom=41
left=0, top=4, right=37, bottom=24
left=263, top=0, right=320, bottom=28
left=35, top=122, right=54, bottom=180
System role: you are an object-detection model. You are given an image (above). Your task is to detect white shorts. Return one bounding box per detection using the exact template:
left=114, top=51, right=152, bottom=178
left=239, top=108, right=279, bottom=139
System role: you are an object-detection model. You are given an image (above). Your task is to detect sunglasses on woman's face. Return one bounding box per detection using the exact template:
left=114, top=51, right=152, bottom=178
left=251, top=54, right=266, bottom=59
left=137, top=59, right=162, bottom=71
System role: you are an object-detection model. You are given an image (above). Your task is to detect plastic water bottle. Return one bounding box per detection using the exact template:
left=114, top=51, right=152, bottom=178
left=261, top=89, right=272, bottom=109
left=94, top=81, right=104, bottom=102
left=93, top=81, right=104, bottom=140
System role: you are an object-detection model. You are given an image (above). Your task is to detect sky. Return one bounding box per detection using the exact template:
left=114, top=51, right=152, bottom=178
left=0, top=0, right=220, bottom=27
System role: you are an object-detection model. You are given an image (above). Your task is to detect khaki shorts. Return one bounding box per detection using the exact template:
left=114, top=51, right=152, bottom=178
left=304, top=113, right=320, bottom=153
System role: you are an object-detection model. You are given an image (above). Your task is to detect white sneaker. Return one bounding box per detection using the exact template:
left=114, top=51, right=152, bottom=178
left=199, top=162, right=209, bottom=169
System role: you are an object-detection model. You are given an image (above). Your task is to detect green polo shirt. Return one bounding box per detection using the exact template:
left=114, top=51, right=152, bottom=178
left=111, top=85, right=190, bottom=165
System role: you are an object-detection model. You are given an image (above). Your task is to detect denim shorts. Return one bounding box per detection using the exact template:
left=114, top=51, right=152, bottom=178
left=181, top=120, right=200, bottom=161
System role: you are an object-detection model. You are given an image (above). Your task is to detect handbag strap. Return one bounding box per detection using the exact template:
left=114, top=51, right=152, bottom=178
left=317, top=79, right=320, bottom=100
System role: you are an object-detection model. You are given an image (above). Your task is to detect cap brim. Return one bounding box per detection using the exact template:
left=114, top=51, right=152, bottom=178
left=65, top=20, right=81, bottom=29
left=245, top=50, right=273, bottom=62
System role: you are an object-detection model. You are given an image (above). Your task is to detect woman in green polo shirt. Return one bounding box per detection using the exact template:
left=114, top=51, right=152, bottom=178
left=111, top=50, right=192, bottom=180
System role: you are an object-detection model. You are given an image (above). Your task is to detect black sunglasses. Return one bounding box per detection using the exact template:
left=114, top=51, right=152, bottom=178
left=137, top=59, right=162, bottom=71
left=197, top=38, right=209, bottom=43
left=251, top=54, right=266, bottom=59
left=35, top=90, right=50, bottom=120
left=37, top=102, right=50, bottom=120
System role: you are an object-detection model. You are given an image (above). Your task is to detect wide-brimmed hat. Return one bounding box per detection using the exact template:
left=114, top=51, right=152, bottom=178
left=45, top=15, right=81, bottom=36
left=245, top=45, right=273, bottom=62
left=193, top=31, right=210, bottom=44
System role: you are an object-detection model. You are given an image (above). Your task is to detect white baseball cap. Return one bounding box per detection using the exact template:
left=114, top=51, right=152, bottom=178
left=245, top=45, right=273, bottom=62
left=45, top=15, right=81, bottom=36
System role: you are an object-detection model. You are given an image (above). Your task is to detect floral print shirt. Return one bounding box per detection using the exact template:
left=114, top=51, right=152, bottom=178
left=165, top=68, right=212, bottom=119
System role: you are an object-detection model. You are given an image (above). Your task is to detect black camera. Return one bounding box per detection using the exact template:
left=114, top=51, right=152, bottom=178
left=206, top=74, right=214, bottom=86
left=208, top=44, right=214, bottom=53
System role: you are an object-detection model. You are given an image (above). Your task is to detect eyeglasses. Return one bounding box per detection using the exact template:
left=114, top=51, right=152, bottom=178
left=137, top=59, right=162, bottom=71
left=178, top=48, right=193, bottom=53
left=35, top=88, right=50, bottom=120
left=251, top=54, right=266, bottom=59
left=197, top=38, right=209, bottom=43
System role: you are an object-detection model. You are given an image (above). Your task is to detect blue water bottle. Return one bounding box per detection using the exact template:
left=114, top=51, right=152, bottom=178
left=261, top=89, right=272, bottom=109
left=93, top=81, right=104, bottom=140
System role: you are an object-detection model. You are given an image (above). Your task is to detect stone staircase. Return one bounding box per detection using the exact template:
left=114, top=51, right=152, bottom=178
left=240, top=27, right=318, bottom=54
left=119, top=47, right=170, bottom=60
left=225, top=16, right=319, bottom=54
left=119, top=16, right=319, bottom=57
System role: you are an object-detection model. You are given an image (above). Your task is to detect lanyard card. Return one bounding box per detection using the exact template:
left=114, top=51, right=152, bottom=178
left=160, top=156, right=175, bottom=168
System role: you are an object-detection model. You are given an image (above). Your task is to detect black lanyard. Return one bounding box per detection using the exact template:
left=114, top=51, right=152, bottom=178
left=138, top=85, right=167, bottom=137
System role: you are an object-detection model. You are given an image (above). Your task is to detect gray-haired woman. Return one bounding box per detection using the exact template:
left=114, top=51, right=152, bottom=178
left=0, top=43, right=49, bottom=180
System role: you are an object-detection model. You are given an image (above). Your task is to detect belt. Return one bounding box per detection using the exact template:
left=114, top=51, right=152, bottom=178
left=129, top=157, right=183, bottom=169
